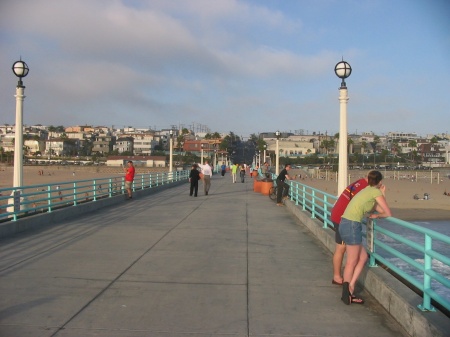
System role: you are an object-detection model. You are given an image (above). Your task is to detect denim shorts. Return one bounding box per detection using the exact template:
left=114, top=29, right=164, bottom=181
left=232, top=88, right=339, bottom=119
left=338, top=218, right=362, bottom=245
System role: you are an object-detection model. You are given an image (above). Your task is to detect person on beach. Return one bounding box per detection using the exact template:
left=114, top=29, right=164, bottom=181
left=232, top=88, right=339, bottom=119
left=197, top=160, right=213, bottom=195
left=189, top=164, right=201, bottom=197
left=123, top=161, right=135, bottom=200
left=339, top=170, right=392, bottom=305
left=276, top=164, right=293, bottom=206
left=330, top=176, right=368, bottom=285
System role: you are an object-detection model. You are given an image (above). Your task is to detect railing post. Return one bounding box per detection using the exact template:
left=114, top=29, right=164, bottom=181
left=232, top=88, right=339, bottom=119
left=93, top=180, right=97, bottom=201
left=367, top=218, right=377, bottom=267
left=418, top=234, right=436, bottom=311
left=295, top=181, right=299, bottom=206
left=108, top=178, right=112, bottom=197
left=322, top=195, right=328, bottom=228
left=73, top=182, right=77, bottom=206
left=302, top=185, right=306, bottom=211
left=311, top=190, right=316, bottom=218
left=47, top=185, right=53, bottom=212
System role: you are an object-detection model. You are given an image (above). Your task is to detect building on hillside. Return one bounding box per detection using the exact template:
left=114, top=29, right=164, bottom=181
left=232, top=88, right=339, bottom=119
left=130, top=134, right=158, bottom=155
left=114, top=137, right=134, bottom=154
left=418, top=143, right=445, bottom=166
left=92, top=135, right=115, bottom=155
left=45, top=138, right=79, bottom=156
left=24, top=139, right=46, bottom=155
left=65, top=125, right=93, bottom=133
left=0, top=134, right=15, bottom=152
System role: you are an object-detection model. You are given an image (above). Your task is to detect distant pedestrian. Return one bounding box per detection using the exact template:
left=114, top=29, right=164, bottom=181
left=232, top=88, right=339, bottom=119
left=197, top=160, right=213, bottom=195
left=231, top=163, right=238, bottom=183
left=261, top=162, right=270, bottom=178
left=240, top=164, right=246, bottom=183
left=189, top=164, right=201, bottom=197
left=56, top=185, right=62, bottom=201
left=221, top=163, right=227, bottom=177
left=123, top=161, right=135, bottom=200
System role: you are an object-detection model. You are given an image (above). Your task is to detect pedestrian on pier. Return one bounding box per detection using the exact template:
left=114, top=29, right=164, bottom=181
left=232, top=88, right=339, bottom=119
left=197, top=160, right=212, bottom=195
left=331, top=176, right=368, bottom=286
left=123, top=161, right=135, bottom=200
left=339, top=170, right=392, bottom=305
left=189, top=164, right=200, bottom=197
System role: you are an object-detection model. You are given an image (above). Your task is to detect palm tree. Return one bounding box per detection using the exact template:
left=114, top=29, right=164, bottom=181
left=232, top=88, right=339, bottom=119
left=361, top=141, right=367, bottom=154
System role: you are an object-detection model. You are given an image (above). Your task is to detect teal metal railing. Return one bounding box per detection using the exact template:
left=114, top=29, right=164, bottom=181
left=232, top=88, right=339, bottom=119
left=0, top=170, right=189, bottom=222
left=272, top=175, right=450, bottom=313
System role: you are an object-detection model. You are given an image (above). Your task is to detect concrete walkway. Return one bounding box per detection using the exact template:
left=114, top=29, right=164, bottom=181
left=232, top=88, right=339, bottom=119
left=0, top=174, right=408, bottom=337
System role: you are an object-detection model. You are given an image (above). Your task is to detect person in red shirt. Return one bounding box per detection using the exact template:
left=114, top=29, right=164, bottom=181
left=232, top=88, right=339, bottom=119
left=330, top=176, right=368, bottom=285
left=123, top=161, right=135, bottom=200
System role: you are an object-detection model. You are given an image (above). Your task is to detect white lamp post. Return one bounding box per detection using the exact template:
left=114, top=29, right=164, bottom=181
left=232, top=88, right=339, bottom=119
left=334, top=60, right=352, bottom=195
left=201, top=143, right=204, bottom=165
left=275, top=131, right=281, bottom=175
left=263, top=144, right=267, bottom=165
left=8, top=59, right=29, bottom=214
left=169, top=129, right=174, bottom=173
left=214, top=149, right=217, bottom=173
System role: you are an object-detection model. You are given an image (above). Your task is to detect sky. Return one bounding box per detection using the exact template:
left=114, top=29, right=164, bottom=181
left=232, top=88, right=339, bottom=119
left=0, top=0, right=449, bottom=138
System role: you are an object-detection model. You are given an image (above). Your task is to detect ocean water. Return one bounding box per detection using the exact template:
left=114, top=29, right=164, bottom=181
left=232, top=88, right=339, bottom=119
left=374, top=220, right=450, bottom=306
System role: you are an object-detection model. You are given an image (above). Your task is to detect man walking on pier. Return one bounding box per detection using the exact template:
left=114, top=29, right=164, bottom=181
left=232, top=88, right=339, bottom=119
left=197, top=160, right=213, bottom=195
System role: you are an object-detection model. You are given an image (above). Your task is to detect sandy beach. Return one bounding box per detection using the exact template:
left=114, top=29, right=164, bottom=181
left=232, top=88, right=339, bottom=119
left=1, top=165, right=449, bottom=221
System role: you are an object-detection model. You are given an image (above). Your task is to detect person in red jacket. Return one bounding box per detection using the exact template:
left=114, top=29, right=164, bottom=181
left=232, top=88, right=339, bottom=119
left=330, top=176, right=368, bottom=285
left=123, top=161, right=135, bottom=200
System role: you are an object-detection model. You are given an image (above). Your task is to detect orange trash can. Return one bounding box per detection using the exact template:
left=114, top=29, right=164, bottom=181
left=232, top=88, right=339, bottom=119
left=260, top=181, right=273, bottom=195
left=253, top=179, right=262, bottom=192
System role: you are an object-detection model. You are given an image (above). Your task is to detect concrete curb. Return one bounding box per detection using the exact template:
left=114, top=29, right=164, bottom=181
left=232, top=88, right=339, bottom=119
left=285, top=199, right=449, bottom=337
left=0, top=180, right=187, bottom=238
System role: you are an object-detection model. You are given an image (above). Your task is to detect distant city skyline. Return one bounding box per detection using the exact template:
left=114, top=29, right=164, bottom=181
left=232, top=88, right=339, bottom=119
left=1, top=121, right=449, bottom=140
left=1, top=1, right=449, bottom=137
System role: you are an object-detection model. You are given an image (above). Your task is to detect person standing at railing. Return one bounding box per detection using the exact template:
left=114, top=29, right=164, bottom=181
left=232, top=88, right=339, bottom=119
left=330, top=176, right=368, bottom=286
left=197, top=160, right=212, bottom=196
left=339, top=170, right=392, bottom=305
left=276, top=164, right=293, bottom=206
left=123, top=161, right=135, bottom=200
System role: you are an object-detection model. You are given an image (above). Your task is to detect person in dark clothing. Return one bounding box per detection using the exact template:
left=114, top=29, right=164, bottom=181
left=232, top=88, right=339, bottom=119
left=276, top=164, right=292, bottom=206
left=240, top=164, right=246, bottom=183
left=189, top=164, right=201, bottom=197
left=221, top=163, right=227, bottom=177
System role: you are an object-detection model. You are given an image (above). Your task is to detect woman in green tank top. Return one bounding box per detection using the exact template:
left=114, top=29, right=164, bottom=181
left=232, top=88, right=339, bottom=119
left=339, top=170, right=392, bottom=305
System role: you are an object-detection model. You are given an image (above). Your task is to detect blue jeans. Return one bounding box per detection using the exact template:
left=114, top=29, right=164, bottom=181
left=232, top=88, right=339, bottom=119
left=338, top=218, right=362, bottom=245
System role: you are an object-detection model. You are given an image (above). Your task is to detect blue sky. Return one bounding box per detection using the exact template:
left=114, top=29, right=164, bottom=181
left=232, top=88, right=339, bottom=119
left=0, top=0, right=449, bottom=138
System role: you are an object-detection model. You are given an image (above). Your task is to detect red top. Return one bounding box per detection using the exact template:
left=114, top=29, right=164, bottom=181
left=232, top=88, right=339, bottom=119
left=331, top=178, right=368, bottom=224
left=125, top=166, right=135, bottom=182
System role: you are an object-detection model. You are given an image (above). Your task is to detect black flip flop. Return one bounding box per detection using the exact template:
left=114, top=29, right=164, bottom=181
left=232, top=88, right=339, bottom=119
left=341, top=282, right=351, bottom=305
